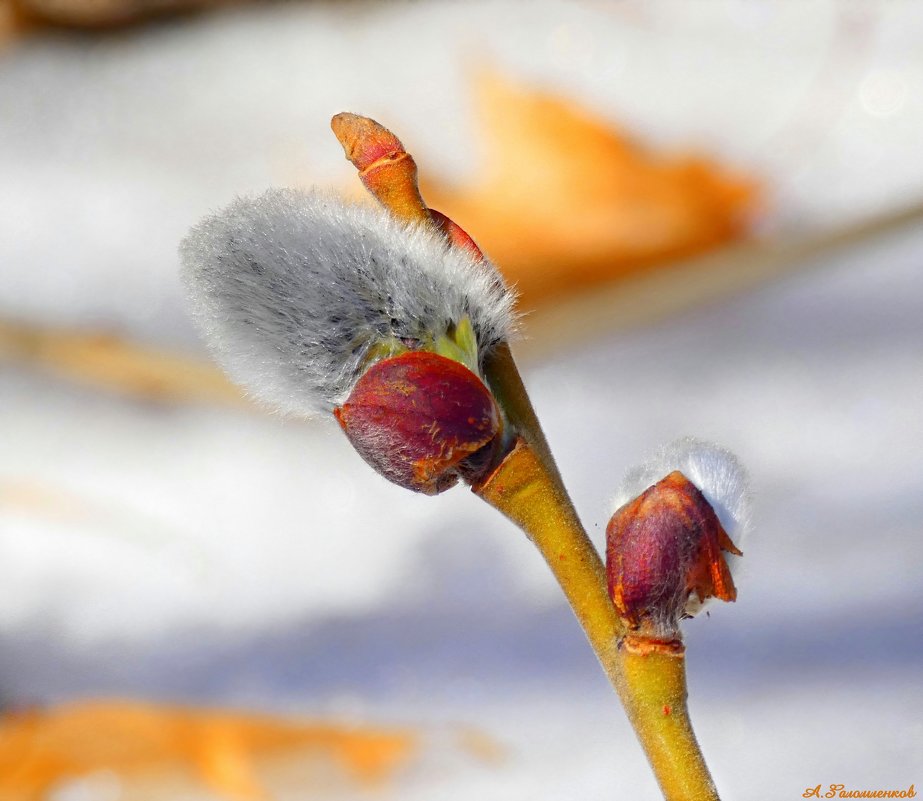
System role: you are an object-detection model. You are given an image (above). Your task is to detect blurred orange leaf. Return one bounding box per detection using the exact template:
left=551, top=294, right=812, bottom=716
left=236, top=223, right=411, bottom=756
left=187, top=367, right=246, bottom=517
left=0, top=699, right=416, bottom=800
left=422, top=73, right=760, bottom=308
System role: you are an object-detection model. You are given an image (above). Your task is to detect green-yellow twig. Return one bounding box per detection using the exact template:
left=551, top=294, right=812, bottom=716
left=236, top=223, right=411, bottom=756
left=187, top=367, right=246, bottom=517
left=332, top=111, right=721, bottom=801
left=476, top=350, right=719, bottom=801
left=619, top=640, right=718, bottom=800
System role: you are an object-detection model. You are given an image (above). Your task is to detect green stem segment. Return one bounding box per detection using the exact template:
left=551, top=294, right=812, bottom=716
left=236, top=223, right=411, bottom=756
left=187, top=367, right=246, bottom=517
left=619, top=642, right=719, bottom=801
left=477, top=345, right=719, bottom=801
left=473, top=436, right=622, bottom=680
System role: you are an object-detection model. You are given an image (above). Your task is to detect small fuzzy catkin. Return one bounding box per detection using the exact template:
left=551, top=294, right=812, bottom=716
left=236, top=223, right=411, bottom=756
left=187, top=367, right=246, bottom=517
left=612, top=437, right=751, bottom=556
left=180, top=188, right=516, bottom=417
left=606, top=438, right=751, bottom=634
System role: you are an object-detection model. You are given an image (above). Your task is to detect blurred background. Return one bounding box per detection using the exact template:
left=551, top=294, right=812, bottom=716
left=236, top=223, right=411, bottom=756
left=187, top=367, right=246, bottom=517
left=1, top=1, right=922, bottom=799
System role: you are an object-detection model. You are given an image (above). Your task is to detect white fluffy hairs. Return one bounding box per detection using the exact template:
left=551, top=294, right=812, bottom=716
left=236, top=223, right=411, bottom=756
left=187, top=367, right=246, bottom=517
left=181, top=188, right=515, bottom=416
left=612, top=437, right=751, bottom=548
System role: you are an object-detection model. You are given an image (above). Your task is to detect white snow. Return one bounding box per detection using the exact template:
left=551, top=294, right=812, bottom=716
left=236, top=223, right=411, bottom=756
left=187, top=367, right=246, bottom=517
left=1, top=2, right=922, bottom=797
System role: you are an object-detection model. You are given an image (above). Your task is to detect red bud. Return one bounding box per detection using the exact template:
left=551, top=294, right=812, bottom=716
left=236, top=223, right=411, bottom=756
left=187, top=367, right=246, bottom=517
left=606, top=471, right=742, bottom=636
left=334, top=351, right=501, bottom=495
left=429, top=209, right=487, bottom=262
left=330, top=113, right=430, bottom=226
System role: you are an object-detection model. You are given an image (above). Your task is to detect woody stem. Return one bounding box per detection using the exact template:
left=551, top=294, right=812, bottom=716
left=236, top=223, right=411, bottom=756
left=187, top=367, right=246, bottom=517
left=332, top=111, right=720, bottom=801
left=477, top=347, right=719, bottom=801
left=618, top=640, right=718, bottom=800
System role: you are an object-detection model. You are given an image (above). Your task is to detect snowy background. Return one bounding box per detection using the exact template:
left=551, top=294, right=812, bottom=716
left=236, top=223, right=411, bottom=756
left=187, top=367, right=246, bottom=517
left=1, top=1, right=922, bottom=798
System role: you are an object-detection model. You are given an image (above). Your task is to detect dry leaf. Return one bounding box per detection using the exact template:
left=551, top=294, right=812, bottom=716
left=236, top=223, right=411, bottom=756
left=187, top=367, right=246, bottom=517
left=422, top=72, right=759, bottom=308
left=0, top=699, right=417, bottom=801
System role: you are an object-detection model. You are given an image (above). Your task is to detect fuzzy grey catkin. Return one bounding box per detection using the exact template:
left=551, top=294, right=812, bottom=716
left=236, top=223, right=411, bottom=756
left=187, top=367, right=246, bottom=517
left=613, top=437, right=751, bottom=555
left=180, top=188, right=515, bottom=417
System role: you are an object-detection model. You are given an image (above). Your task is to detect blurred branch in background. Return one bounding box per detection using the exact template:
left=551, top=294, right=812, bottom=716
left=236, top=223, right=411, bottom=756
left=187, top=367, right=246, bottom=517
left=2, top=197, right=922, bottom=406
left=516, top=195, right=923, bottom=361
left=0, top=318, right=245, bottom=407
left=0, top=0, right=23, bottom=42
left=1, top=0, right=235, bottom=31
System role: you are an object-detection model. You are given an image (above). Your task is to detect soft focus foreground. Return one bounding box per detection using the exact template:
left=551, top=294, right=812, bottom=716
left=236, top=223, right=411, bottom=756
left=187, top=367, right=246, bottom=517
left=0, top=700, right=417, bottom=800
left=1, top=2, right=922, bottom=799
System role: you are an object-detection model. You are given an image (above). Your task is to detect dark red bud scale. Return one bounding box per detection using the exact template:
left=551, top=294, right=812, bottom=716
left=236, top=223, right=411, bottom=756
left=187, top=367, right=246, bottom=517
left=429, top=209, right=487, bottom=262
left=334, top=351, right=501, bottom=495
left=606, top=471, right=742, bottom=636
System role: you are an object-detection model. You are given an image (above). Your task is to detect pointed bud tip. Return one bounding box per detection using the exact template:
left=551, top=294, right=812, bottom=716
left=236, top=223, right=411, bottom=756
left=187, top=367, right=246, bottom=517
left=331, top=113, right=407, bottom=173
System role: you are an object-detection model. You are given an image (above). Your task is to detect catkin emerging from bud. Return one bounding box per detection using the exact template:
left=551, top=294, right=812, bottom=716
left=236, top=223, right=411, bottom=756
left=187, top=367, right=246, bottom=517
left=613, top=438, right=750, bottom=550
left=606, top=439, right=750, bottom=639
left=180, top=188, right=515, bottom=417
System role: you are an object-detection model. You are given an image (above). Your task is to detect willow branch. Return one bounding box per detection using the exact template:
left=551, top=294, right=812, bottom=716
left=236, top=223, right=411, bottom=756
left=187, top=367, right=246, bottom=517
left=332, top=111, right=721, bottom=801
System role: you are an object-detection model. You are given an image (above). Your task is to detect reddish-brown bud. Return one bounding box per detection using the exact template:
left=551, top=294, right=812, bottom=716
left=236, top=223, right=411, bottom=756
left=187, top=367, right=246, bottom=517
left=606, top=470, right=742, bottom=637
left=429, top=209, right=487, bottom=262
left=330, top=113, right=430, bottom=225
left=334, top=351, right=501, bottom=495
